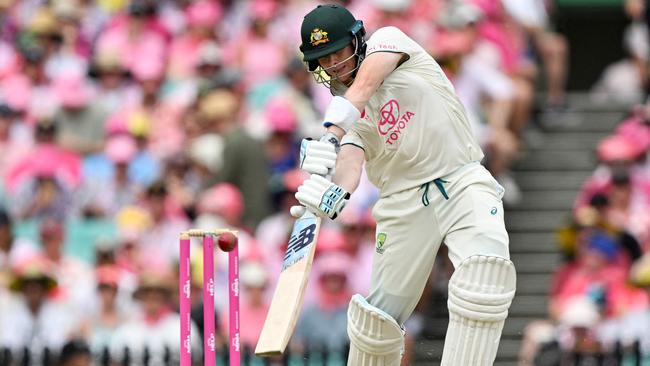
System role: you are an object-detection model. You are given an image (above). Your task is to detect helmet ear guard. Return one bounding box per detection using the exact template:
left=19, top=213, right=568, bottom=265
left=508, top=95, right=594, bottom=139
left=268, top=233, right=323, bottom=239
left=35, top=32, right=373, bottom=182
left=350, top=20, right=366, bottom=39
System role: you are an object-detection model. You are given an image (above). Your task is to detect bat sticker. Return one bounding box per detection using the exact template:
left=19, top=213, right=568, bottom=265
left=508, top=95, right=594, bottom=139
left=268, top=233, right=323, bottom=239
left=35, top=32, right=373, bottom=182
left=282, top=218, right=317, bottom=270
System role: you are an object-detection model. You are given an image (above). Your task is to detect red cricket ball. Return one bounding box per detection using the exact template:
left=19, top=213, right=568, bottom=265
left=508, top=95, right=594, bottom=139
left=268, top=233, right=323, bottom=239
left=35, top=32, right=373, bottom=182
left=217, top=232, right=238, bottom=252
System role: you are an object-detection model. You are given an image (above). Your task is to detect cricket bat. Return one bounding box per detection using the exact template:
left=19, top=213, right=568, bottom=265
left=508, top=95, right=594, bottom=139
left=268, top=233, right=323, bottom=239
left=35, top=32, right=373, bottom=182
left=255, top=209, right=322, bottom=356
left=255, top=133, right=339, bottom=356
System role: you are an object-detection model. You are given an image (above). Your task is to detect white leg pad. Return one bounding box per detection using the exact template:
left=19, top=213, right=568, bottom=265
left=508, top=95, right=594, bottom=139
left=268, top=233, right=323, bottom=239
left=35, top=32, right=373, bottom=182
left=347, top=294, right=404, bottom=366
left=441, top=255, right=516, bottom=366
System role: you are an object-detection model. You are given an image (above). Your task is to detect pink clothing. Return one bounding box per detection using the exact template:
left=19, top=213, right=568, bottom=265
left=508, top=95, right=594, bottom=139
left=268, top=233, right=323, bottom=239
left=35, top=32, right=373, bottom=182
left=472, top=0, right=506, bottom=20
left=5, top=143, right=82, bottom=193
left=0, top=73, right=31, bottom=113
left=198, top=184, right=244, bottom=221
left=186, top=0, right=223, bottom=27
left=477, top=21, right=526, bottom=75
left=573, top=172, right=612, bottom=213
left=167, top=35, right=206, bottom=79
left=615, top=116, right=650, bottom=156
left=220, top=301, right=269, bottom=348
left=231, top=33, right=286, bottom=88
left=0, top=139, right=30, bottom=181
left=96, top=18, right=168, bottom=77
left=552, top=262, right=640, bottom=318
left=122, top=103, right=185, bottom=159
left=102, top=13, right=172, bottom=42
left=432, top=29, right=476, bottom=58
left=0, top=41, right=20, bottom=79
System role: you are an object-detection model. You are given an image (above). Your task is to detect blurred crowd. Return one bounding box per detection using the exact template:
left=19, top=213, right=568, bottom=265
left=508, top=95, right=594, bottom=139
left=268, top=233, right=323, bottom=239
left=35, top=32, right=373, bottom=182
left=517, top=1, right=650, bottom=364
left=520, top=89, right=650, bottom=363
left=519, top=103, right=650, bottom=365
left=0, top=0, right=575, bottom=364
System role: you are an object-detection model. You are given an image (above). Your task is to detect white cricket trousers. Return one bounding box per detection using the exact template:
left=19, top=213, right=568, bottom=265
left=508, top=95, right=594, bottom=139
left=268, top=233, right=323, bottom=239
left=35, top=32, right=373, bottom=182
left=366, top=161, right=510, bottom=324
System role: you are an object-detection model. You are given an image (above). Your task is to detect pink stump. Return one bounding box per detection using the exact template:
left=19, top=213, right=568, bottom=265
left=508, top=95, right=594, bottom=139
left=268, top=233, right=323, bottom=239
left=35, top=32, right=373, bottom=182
left=179, top=236, right=191, bottom=366
left=229, top=246, right=240, bottom=365
left=203, top=235, right=216, bottom=366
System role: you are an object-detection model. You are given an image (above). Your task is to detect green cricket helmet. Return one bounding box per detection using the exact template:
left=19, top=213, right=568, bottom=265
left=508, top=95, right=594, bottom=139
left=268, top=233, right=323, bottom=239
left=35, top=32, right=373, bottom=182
left=299, top=4, right=366, bottom=73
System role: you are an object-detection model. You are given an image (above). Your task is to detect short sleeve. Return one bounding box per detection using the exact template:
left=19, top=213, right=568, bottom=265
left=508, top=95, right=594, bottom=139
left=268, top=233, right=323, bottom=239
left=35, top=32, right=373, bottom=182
left=341, top=129, right=365, bottom=150
left=341, top=114, right=381, bottom=160
left=365, top=26, right=416, bottom=58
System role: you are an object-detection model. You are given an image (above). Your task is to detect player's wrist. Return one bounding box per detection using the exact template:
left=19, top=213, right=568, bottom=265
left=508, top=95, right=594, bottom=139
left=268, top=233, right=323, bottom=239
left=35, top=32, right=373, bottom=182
left=323, top=96, right=361, bottom=132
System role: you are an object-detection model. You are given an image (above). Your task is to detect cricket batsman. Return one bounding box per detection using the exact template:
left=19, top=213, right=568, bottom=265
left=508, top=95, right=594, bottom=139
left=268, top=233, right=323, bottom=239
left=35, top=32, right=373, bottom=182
left=292, top=4, right=516, bottom=365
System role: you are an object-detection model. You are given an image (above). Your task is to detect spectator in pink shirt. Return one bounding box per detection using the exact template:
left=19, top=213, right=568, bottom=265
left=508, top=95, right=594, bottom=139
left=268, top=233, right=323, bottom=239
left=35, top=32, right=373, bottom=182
left=167, top=0, right=222, bottom=80
left=231, top=0, right=288, bottom=89
left=95, top=1, right=168, bottom=78
left=472, top=0, right=535, bottom=135
left=7, top=122, right=80, bottom=221
left=574, top=134, right=648, bottom=215
left=551, top=232, right=633, bottom=320
left=127, top=56, right=185, bottom=160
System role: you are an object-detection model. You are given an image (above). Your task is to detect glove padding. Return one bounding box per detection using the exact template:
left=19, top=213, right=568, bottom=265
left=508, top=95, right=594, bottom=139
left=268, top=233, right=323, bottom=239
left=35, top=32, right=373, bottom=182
left=299, top=138, right=338, bottom=176
left=294, top=175, right=350, bottom=219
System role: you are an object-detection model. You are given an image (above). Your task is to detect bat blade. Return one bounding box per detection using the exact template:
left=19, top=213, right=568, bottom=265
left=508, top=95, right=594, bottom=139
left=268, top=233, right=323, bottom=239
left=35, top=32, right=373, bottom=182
left=255, top=210, right=322, bottom=356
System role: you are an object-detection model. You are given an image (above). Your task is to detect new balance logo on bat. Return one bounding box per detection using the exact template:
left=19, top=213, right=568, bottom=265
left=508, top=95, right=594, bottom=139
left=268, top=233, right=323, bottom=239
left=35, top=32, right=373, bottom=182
left=282, top=221, right=317, bottom=270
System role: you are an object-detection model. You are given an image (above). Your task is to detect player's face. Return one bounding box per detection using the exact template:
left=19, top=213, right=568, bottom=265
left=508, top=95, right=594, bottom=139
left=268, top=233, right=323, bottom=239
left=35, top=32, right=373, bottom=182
left=317, top=43, right=357, bottom=84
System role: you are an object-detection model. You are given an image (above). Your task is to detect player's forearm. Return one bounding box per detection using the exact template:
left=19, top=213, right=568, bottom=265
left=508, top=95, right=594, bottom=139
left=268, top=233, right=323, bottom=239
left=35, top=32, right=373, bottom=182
left=332, top=145, right=365, bottom=194
left=345, top=52, right=404, bottom=111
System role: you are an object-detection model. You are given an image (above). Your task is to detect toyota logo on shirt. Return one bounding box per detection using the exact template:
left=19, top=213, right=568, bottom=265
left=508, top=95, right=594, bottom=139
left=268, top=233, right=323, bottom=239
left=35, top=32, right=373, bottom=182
left=377, top=99, right=415, bottom=145
left=378, top=99, right=400, bottom=135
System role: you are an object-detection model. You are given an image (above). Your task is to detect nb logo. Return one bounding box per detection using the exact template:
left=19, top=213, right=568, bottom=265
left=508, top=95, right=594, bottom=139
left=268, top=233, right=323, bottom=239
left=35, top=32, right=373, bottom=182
left=284, top=224, right=316, bottom=262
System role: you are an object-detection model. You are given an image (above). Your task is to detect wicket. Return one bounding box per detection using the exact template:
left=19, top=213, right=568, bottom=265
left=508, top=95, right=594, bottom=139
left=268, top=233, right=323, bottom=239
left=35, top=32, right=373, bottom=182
left=180, top=229, right=240, bottom=366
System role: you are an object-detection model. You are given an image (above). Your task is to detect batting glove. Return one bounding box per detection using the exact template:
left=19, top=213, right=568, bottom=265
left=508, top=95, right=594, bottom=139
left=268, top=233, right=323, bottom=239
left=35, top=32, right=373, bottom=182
left=299, top=138, right=338, bottom=176
left=295, top=175, right=350, bottom=220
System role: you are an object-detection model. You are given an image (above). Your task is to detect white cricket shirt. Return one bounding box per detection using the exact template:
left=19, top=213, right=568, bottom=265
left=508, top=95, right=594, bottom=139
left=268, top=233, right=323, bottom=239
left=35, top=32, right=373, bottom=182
left=341, top=26, right=484, bottom=197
